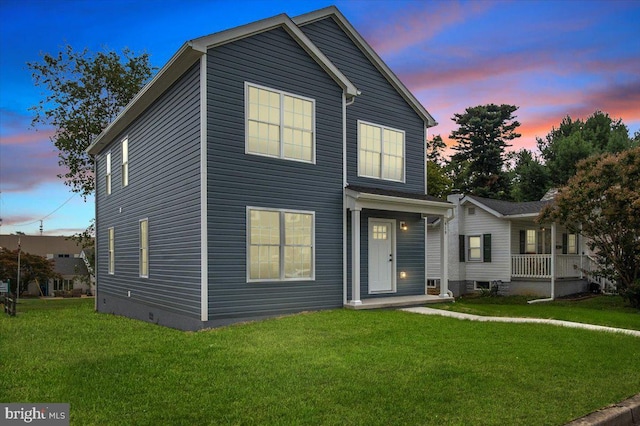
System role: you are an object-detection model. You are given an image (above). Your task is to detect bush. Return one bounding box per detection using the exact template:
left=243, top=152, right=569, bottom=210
left=621, top=279, right=640, bottom=309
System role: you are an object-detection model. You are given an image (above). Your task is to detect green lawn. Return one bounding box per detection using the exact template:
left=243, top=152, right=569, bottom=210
left=433, top=294, right=640, bottom=331
left=1, top=298, right=639, bottom=425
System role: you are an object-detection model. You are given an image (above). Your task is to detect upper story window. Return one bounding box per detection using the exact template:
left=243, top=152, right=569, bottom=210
left=247, top=207, right=314, bottom=282
left=106, top=152, right=112, bottom=195
left=122, top=138, right=129, bottom=187
left=245, top=83, right=315, bottom=163
left=358, top=121, right=405, bottom=182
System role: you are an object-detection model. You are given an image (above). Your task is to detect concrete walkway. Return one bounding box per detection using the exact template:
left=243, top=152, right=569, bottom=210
left=401, top=307, right=640, bottom=338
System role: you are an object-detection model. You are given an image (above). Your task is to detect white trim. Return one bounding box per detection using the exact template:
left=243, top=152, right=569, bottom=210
left=350, top=208, right=362, bottom=305
left=345, top=188, right=453, bottom=216
left=467, top=235, right=483, bottom=262
left=356, top=120, right=406, bottom=183
left=367, top=218, right=397, bottom=294
left=342, top=94, right=347, bottom=305
left=105, top=151, right=112, bottom=195
left=199, top=55, right=209, bottom=322
left=138, top=218, right=149, bottom=278
left=244, top=82, right=316, bottom=164
left=474, top=280, right=491, bottom=291
left=246, top=206, right=316, bottom=283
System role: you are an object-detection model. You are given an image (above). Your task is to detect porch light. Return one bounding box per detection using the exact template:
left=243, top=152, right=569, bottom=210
left=400, top=221, right=408, bottom=231
left=400, top=271, right=407, bottom=279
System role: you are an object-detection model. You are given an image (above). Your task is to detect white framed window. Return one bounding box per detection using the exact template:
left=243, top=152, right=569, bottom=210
left=245, top=83, right=315, bottom=163
left=358, top=120, right=405, bottom=182
left=468, top=235, right=482, bottom=261
left=108, top=227, right=115, bottom=274
left=139, top=219, right=148, bottom=278
left=474, top=281, right=490, bottom=290
left=427, top=279, right=440, bottom=288
left=526, top=229, right=537, bottom=254
left=567, top=233, right=578, bottom=254
left=53, top=279, right=73, bottom=291
left=247, top=207, right=315, bottom=282
left=122, top=137, right=129, bottom=187
left=106, top=152, right=112, bottom=195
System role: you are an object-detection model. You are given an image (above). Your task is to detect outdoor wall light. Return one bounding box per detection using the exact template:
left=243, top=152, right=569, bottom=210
left=400, top=221, right=408, bottom=231
left=400, top=271, right=407, bottom=279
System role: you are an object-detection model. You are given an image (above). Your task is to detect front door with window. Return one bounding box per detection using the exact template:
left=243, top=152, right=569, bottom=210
left=368, top=219, right=396, bottom=294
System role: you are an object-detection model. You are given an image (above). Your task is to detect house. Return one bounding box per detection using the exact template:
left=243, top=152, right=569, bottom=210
left=426, top=193, right=600, bottom=298
left=0, top=235, right=93, bottom=296
left=86, top=6, right=455, bottom=330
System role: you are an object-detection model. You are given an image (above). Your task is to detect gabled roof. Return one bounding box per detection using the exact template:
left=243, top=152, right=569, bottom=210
left=0, top=235, right=84, bottom=257
left=462, top=195, right=552, bottom=218
left=293, top=6, right=438, bottom=127
left=87, top=10, right=358, bottom=155
left=53, top=257, right=89, bottom=276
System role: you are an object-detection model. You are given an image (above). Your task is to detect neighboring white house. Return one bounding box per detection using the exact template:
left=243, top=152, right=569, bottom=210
left=426, top=193, right=602, bottom=298
left=0, top=235, right=94, bottom=296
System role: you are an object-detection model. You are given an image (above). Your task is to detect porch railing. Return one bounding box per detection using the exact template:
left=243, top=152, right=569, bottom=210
left=511, top=254, right=583, bottom=279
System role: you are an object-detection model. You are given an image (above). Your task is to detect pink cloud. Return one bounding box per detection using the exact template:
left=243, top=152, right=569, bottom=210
left=360, top=1, right=495, bottom=56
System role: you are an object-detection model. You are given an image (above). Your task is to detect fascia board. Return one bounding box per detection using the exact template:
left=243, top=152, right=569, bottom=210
left=191, top=14, right=358, bottom=97
left=294, top=7, right=437, bottom=127
left=505, top=213, right=540, bottom=219
left=87, top=43, right=203, bottom=155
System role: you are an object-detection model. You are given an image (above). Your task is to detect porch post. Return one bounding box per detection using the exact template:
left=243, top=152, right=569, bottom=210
left=350, top=208, right=362, bottom=306
left=439, top=216, right=450, bottom=298
left=550, top=222, right=556, bottom=299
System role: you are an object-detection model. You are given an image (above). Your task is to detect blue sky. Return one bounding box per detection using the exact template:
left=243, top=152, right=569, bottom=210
left=1, top=0, right=639, bottom=236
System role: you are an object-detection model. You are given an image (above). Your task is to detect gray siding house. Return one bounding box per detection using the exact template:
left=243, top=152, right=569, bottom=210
left=87, top=6, right=453, bottom=330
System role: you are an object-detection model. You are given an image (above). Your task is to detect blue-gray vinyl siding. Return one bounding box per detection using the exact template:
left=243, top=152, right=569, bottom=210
left=206, top=27, right=344, bottom=323
left=347, top=210, right=426, bottom=299
left=300, top=17, right=426, bottom=193
left=95, top=63, right=202, bottom=319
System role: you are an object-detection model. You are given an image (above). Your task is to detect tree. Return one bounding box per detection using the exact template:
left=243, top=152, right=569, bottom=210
left=537, top=111, right=637, bottom=187
left=427, top=134, right=447, bottom=165
left=426, top=160, right=452, bottom=198
left=508, top=149, right=551, bottom=201
left=539, top=147, right=640, bottom=307
left=0, top=248, right=61, bottom=295
left=28, top=45, right=154, bottom=198
left=68, top=220, right=95, bottom=290
left=449, top=104, right=521, bottom=199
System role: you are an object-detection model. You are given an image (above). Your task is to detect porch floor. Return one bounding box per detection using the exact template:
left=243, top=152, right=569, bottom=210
left=345, top=294, right=453, bottom=310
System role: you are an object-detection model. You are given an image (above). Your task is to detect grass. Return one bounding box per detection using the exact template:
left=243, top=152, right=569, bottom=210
left=432, top=294, right=640, bottom=331
left=1, top=298, right=639, bottom=425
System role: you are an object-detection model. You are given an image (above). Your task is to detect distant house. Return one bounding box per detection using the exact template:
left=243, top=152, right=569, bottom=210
left=86, top=6, right=454, bottom=330
left=0, top=235, right=93, bottom=296
left=426, top=193, right=603, bottom=298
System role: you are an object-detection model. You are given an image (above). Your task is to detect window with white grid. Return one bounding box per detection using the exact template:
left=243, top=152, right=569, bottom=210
left=248, top=208, right=314, bottom=282
left=358, top=121, right=405, bottom=182
left=246, top=83, right=314, bottom=163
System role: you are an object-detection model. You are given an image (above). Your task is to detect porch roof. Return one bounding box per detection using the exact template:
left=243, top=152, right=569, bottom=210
left=345, top=185, right=453, bottom=216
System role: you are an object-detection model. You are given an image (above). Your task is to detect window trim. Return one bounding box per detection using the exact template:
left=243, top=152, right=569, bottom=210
left=567, top=233, right=578, bottom=255
left=426, top=278, right=440, bottom=288
left=246, top=206, right=316, bottom=283
left=139, top=218, right=149, bottom=278
left=106, top=152, right=112, bottom=195
left=357, top=120, right=406, bottom=183
left=121, top=137, right=129, bottom=188
left=525, top=229, right=537, bottom=254
left=244, top=82, right=316, bottom=164
left=107, top=227, right=115, bottom=275
left=467, top=235, right=482, bottom=262
left=474, top=280, right=491, bottom=291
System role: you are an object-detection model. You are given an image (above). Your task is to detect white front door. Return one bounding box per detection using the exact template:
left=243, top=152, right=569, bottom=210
left=368, top=219, right=396, bottom=294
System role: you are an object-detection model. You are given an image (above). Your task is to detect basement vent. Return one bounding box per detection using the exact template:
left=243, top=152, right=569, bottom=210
left=468, top=207, right=476, bottom=215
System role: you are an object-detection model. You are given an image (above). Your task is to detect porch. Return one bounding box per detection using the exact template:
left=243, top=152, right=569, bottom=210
left=511, top=254, right=586, bottom=279
left=344, top=294, right=452, bottom=310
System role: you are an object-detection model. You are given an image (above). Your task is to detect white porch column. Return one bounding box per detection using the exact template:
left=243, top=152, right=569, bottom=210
left=439, top=217, right=450, bottom=298
left=350, top=208, right=362, bottom=306
left=550, top=222, right=556, bottom=299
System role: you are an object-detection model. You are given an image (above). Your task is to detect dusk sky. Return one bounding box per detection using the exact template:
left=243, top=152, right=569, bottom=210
left=1, top=0, right=639, bottom=236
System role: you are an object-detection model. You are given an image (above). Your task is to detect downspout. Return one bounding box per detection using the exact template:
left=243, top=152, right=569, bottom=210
left=342, top=93, right=348, bottom=305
